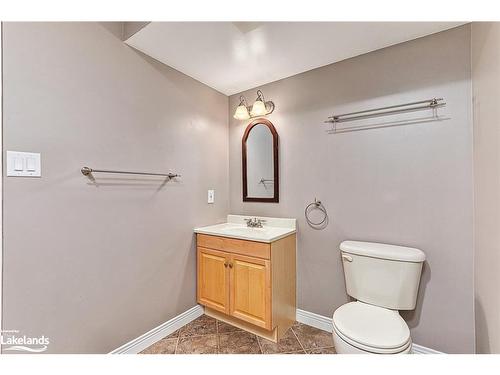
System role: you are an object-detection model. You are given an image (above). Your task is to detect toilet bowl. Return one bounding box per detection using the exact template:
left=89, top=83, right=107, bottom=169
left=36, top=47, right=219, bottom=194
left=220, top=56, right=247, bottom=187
left=334, top=241, right=425, bottom=354
left=332, top=302, right=412, bottom=354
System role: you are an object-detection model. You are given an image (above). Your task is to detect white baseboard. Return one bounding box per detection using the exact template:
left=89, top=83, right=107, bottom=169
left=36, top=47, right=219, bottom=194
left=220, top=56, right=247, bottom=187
left=296, top=309, right=334, bottom=333
left=411, top=343, right=443, bottom=354
left=109, top=305, right=204, bottom=354
left=296, top=308, right=443, bottom=354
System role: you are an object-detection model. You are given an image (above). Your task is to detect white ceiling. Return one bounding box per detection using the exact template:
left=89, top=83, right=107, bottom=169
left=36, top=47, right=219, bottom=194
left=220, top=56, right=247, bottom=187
left=125, top=22, right=466, bottom=96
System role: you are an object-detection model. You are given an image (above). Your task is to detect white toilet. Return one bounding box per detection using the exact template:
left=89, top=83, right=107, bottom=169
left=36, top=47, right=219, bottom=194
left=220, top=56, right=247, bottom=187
left=332, top=240, right=426, bottom=354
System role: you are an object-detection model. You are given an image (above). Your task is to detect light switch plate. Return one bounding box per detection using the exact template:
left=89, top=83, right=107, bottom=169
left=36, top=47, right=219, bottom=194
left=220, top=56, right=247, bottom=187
left=207, top=189, right=215, bottom=204
left=7, top=151, right=41, bottom=177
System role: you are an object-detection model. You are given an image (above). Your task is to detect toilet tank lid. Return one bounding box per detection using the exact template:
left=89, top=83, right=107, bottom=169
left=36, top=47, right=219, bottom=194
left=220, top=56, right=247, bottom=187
left=340, top=241, right=426, bottom=262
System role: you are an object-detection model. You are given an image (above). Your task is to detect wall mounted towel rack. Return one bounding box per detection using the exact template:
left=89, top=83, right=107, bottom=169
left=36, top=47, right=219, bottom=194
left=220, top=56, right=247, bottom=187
left=81, top=166, right=180, bottom=179
left=305, top=198, right=328, bottom=229
left=259, top=178, right=274, bottom=184
left=325, top=98, right=446, bottom=132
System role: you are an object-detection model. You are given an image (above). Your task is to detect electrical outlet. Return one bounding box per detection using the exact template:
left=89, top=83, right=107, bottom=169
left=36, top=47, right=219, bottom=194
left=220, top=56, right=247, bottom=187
left=207, top=189, right=215, bottom=204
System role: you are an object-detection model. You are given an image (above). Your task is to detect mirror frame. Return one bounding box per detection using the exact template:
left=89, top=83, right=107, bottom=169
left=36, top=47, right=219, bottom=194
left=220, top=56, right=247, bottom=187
left=242, top=118, right=279, bottom=203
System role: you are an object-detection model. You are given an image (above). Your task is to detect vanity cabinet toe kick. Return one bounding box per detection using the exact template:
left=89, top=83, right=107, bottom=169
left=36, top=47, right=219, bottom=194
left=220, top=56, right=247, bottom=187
left=196, top=233, right=296, bottom=343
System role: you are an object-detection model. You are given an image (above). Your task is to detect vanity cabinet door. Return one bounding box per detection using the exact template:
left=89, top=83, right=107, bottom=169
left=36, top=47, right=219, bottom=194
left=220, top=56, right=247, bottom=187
left=229, top=254, right=272, bottom=330
left=197, top=247, right=230, bottom=314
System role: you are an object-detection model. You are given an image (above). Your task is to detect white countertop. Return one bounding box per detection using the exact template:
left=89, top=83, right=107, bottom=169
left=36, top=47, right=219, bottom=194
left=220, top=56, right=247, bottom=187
left=194, top=215, right=296, bottom=243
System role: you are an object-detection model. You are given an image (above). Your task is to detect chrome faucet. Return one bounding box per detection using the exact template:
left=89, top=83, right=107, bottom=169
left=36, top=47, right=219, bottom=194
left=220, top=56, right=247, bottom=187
left=244, top=217, right=266, bottom=228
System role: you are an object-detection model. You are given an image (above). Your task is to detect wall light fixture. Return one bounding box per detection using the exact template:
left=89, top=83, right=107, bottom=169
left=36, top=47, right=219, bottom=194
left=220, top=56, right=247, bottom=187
left=233, top=90, right=275, bottom=120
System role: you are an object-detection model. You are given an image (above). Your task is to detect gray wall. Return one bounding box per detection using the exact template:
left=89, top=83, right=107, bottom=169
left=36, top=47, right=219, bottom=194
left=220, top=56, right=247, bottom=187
left=472, top=22, right=500, bottom=354
left=2, top=22, right=229, bottom=353
left=229, top=25, right=474, bottom=353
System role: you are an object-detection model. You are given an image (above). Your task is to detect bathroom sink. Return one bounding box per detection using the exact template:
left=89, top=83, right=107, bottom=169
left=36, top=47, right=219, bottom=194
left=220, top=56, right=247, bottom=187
left=194, top=215, right=296, bottom=243
left=220, top=226, right=268, bottom=236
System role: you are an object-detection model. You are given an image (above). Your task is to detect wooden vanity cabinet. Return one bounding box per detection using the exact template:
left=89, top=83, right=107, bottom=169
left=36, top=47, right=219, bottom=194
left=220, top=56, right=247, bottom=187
left=197, top=247, right=230, bottom=314
left=196, top=233, right=296, bottom=342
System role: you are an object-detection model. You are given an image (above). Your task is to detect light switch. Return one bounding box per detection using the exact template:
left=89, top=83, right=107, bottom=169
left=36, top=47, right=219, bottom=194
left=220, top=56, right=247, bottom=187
left=26, top=157, right=36, bottom=171
left=14, top=157, right=24, bottom=171
left=207, top=189, right=215, bottom=204
left=7, top=151, right=41, bottom=177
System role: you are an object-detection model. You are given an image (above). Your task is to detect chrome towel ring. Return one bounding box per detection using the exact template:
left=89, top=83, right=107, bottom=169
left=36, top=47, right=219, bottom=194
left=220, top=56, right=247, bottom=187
left=305, top=198, right=328, bottom=228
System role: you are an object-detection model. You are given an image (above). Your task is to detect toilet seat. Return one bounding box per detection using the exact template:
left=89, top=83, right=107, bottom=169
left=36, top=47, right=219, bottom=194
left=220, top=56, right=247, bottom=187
left=332, top=302, right=411, bottom=354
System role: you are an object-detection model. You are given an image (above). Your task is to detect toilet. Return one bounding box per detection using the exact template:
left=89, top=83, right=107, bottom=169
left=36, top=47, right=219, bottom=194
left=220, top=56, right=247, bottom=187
left=333, top=240, right=426, bottom=354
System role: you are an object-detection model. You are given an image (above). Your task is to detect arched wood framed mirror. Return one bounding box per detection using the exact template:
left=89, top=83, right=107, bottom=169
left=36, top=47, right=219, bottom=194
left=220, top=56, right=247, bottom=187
left=242, top=118, right=279, bottom=203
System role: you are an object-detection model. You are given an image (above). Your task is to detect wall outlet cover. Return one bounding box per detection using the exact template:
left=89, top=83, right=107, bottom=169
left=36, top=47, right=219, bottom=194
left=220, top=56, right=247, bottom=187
left=207, top=189, right=215, bottom=204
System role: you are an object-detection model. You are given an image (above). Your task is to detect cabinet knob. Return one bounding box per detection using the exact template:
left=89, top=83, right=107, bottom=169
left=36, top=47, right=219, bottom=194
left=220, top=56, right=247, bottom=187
left=224, top=262, right=228, bottom=268
left=228, top=263, right=233, bottom=269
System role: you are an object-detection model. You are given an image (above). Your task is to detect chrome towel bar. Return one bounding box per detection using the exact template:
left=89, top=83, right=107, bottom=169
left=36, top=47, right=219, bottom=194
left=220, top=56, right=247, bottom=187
left=81, top=166, right=180, bottom=179
left=325, top=98, right=446, bottom=125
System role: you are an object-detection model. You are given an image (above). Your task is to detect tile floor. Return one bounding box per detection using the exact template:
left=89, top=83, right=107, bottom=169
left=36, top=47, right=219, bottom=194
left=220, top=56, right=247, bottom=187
left=140, top=314, right=336, bottom=354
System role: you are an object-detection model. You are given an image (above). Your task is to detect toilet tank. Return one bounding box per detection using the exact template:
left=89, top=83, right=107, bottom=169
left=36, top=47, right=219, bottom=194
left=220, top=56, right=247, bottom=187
left=340, top=241, right=426, bottom=310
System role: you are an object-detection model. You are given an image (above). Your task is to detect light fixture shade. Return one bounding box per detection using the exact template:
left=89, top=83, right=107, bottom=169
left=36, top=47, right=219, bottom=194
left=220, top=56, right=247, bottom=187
left=250, top=99, right=267, bottom=116
left=234, top=104, right=250, bottom=120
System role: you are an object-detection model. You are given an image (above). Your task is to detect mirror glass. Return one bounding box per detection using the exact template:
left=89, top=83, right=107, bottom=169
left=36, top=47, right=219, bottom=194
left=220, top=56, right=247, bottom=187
left=242, top=119, right=279, bottom=202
